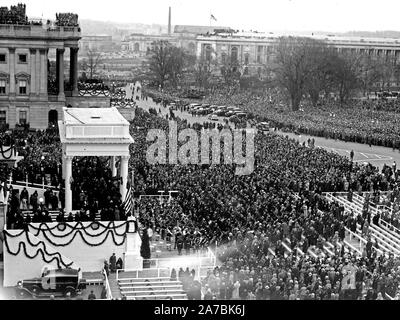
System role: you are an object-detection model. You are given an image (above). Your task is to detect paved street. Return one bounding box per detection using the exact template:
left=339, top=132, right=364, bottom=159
left=136, top=94, right=399, bottom=170
left=276, top=131, right=398, bottom=169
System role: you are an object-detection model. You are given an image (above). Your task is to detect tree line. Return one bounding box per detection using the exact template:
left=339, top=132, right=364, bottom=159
left=145, top=37, right=400, bottom=110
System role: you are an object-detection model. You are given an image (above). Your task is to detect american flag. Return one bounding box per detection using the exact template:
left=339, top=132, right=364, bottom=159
left=123, top=172, right=134, bottom=215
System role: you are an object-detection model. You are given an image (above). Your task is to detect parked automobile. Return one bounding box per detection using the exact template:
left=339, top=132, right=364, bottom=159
left=15, top=268, right=87, bottom=298
left=209, top=105, right=219, bottom=111
left=256, top=122, right=270, bottom=132
left=208, top=115, right=219, bottom=121
left=188, top=103, right=201, bottom=109
left=214, top=109, right=227, bottom=116
left=235, top=112, right=247, bottom=119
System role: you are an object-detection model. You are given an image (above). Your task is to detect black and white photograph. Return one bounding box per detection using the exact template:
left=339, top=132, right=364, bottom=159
left=0, top=0, right=400, bottom=313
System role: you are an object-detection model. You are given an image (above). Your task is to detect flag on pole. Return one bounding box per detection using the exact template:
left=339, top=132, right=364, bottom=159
left=123, top=171, right=134, bottom=215
left=210, top=14, right=217, bottom=21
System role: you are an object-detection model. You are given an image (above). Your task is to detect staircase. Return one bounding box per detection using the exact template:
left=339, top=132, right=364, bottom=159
left=116, top=269, right=187, bottom=300
left=119, top=277, right=187, bottom=300
left=325, top=192, right=400, bottom=257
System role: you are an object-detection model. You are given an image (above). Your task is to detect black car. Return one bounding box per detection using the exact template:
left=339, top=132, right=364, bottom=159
left=15, top=268, right=87, bottom=298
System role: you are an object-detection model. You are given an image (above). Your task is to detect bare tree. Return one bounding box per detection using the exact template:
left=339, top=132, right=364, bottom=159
left=273, top=37, right=326, bottom=111
left=305, top=46, right=338, bottom=107
left=379, top=55, right=397, bottom=90
left=358, top=54, right=384, bottom=96
left=80, top=49, right=102, bottom=80
left=331, top=52, right=362, bottom=105
left=189, top=55, right=216, bottom=89
left=219, top=53, right=242, bottom=87
left=167, top=46, right=192, bottom=88
left=147, top=41, right=191, bottom=89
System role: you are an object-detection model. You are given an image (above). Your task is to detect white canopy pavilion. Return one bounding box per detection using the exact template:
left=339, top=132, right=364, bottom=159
left=58, top=107, right=134, bottom=214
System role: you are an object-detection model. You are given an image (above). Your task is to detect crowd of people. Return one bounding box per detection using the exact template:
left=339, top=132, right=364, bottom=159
left=3, top=125, right=131, bottom=228
left=199, top=88, right=400, bottom=149
left=4, top=82, right=400, bottom=300
left=129, top=105, right=400, bottom=300
left=10, top=127, right=62, bottom=187
left=146, top=86, right=400, bottom=149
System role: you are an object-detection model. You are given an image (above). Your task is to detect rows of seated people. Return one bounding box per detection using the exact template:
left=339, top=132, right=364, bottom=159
left=132, top=108, right=400, bottom=299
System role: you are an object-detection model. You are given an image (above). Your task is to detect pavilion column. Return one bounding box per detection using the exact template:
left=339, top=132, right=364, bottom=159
left=57, top=48, right=65, bottom=100
left=120, top=156, right=129, bottom=201
left=70, top=48, right=79, bottom=96
left=64, top=156, right=73, bottom=214
left=62, top=145, right=66, bottom=179
left=111, top=156, right=117, bottom=177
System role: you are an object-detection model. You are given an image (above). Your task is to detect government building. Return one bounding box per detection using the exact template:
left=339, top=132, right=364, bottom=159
left=196, top=31, right=400, bottom=78
left=0, top=4, right=111, bottom=130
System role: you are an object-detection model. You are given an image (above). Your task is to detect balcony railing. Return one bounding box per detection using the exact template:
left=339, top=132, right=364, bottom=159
left=65, top=125, right=129, bottom=139
left=0, top=24, right=81, bottom=38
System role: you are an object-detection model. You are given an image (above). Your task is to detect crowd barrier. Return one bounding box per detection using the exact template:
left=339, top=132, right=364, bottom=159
left=102, top=268, right=113, bottom=300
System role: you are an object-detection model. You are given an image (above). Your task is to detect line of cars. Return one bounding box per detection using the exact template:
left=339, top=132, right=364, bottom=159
left=187, top=103, right=248, bottom=122
left=168, top=102, right=270, bottom=131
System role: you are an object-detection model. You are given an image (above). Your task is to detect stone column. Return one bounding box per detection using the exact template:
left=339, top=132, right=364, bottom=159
left=8, top=48, right=15, bottom=96
left=57, top=49, right=65, bottom=100
left=29, top=49, right=36, bottom=96
left=39, top=49, right=48, bottom=97
left=35, top=49, right=40, bottom=96
left=111, top=156, right=117, bottom=177
left=64, top=156, right=73, bottom=214
left=70, top=48, right=79, bottom=96
left=119, top=156, right=129, bottom=201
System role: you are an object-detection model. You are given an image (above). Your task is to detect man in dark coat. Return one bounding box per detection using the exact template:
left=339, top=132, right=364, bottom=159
left=20, top=187, right=29, bottom=202
left=109, top=253, right=117, bottom=273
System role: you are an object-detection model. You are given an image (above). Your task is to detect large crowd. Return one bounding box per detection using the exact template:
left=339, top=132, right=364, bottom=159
left=10, top=127, right=62, bottom=187
left=4, top=83, right=400, bottom=300
left=4, top=126, right=129, bottom=229
left=199, top=88, right=400, bottom=149
left=146, top=86, right=400, bottom=149
left=129, top=106, right=400, bottom=300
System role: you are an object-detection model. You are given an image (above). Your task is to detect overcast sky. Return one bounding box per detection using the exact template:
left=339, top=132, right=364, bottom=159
left=3, top=0, right=400, bottom=33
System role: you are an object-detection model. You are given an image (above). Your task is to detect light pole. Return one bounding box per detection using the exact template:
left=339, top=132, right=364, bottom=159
left=168, top=190, right=179, bottom=203
left=158, top=190, right=164, bottom=204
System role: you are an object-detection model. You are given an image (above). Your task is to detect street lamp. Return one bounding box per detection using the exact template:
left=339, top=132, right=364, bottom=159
left=168, top=190, right=179, bottom=203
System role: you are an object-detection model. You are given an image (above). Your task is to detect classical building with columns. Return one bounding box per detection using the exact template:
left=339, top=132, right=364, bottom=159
left=0, top=9, right=82, bottom=130
left=196, top=31, right=400, bottom=79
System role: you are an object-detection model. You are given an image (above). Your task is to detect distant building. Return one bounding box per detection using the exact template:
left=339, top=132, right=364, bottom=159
left=173, top=25, right=230, bottom=35
left=121, top=7, right=229, bottom=56
left=122, top=31, right=198, bottom=56
left=79, top=35, right=115, bottom=53
left=197, top=30, right=400, bottom=78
